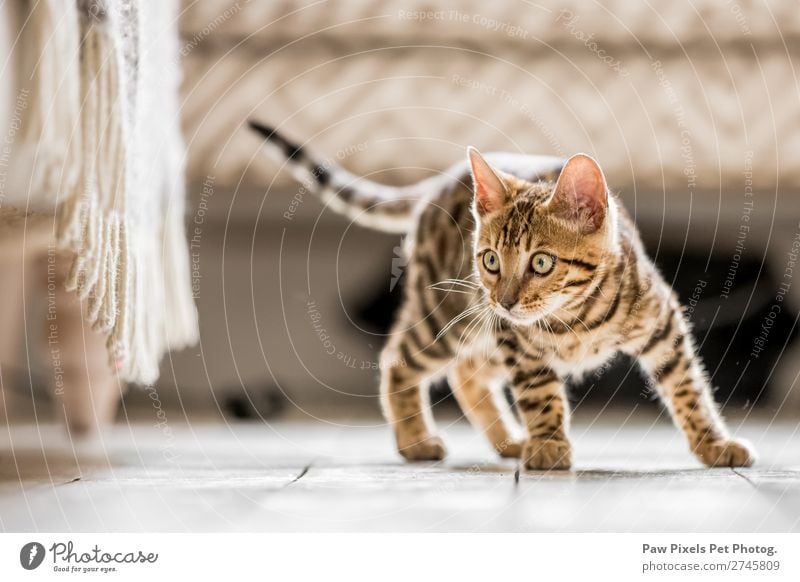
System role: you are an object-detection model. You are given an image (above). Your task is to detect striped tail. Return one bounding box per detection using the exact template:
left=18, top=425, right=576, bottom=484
left=249, top=121, right=428, bottom=233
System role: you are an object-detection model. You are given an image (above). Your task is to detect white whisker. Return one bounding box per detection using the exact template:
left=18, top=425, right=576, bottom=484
left=427, top=286, right=475, bottom=295
left=436, top=302, right=484, bottom=340
left=549, top=311, right=584, bottom=344
left=429, top=277, right=481, bottom=289
left=455, top=306, right=491, bottom=355
left=563, top=309, right=592, bottom=334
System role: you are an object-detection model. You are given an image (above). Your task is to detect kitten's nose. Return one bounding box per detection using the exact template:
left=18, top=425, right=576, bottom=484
left=499, top=299, right=516, bottom=311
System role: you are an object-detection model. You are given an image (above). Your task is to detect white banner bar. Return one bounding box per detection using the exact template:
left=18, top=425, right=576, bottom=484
left=1, top=533, right=797, bottom=581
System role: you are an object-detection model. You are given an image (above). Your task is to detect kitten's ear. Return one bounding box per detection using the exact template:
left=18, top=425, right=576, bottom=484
left=548, top=154, right=608, bottom=233
left=467, top=147, right=508, bottom=216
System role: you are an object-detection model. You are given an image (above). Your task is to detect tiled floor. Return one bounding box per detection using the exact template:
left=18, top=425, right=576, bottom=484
left=1, top=414, right=798, bottom=532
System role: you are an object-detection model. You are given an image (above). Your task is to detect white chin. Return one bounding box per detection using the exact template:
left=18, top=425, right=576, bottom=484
left=498, top=310, right=539, bottom=326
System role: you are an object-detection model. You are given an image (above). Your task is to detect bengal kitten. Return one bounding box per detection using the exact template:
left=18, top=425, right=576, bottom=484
left=251, top=121, right=755, bottom=470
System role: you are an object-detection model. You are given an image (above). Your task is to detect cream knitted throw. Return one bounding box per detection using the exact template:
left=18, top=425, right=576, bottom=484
left=15, top=0, right=198, bottom=383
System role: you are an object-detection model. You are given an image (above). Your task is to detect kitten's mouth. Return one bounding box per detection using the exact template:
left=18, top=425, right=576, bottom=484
left=494, top=305, right=542, bottom=326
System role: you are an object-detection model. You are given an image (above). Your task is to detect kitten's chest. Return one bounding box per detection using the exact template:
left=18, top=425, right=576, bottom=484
left=537, top=328, right=620, bottom=378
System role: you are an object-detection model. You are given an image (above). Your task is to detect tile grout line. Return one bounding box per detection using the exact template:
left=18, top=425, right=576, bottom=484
left=286, top=464, right=311, bottom=487
left=730, top=467, right=758, bottom=488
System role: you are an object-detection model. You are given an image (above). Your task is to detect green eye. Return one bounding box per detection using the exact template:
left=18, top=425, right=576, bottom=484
left=531, top=252, right=555, bottom=275
left=482, top=250, right=500, bottom=273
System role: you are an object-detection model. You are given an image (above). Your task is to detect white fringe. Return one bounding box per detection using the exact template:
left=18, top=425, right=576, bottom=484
left=22, top=0, right=198, bottom=385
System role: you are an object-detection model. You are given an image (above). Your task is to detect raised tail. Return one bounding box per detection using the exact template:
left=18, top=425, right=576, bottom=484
left=249, top=121, right=434, bottom=233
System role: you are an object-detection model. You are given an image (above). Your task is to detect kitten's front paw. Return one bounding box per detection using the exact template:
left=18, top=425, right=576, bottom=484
left=496, top=439, right=523, bottom=459
left=694, top=438, right=756, bottom=468
left=398, top=435, right=447, bottom=461
left=522, top=438, right=572, bottom=470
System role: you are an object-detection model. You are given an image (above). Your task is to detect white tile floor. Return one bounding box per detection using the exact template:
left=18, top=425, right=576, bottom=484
left=1, top=414, right=798, bottom=532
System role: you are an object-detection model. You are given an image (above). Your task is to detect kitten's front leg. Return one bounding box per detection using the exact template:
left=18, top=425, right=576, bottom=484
left=498, top=332, right=572, bottom=470
left=637, top=309, right=755, bottom=468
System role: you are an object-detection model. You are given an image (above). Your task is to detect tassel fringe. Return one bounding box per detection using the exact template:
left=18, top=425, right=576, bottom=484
left=24, top=0, right=198, bottom=385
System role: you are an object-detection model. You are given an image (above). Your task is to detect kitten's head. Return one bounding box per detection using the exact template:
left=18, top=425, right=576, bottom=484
left=467, top=147, right=618, bottom=326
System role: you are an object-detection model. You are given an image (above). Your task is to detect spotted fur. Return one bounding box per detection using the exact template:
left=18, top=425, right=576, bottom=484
left=253, top=123, right=755, bottom=470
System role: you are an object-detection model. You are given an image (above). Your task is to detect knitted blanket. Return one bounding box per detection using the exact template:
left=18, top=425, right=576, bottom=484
left=11, top=0, right=198, bottom=383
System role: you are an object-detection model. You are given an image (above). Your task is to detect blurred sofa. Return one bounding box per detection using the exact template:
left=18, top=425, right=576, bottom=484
left=181, top=0, right=800, bottom=194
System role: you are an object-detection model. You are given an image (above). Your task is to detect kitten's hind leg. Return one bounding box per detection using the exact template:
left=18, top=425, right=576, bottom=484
left=448, top=355, right=523, bottom=458
left=380, top=332, right=452, bottom=462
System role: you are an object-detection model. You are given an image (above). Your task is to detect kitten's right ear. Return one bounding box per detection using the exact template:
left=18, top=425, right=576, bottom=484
left=467, top=147, right=508, bottom=216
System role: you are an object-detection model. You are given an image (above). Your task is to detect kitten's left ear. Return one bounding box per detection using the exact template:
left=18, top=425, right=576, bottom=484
left=467, top=147, right=508, bottom=216
left=548, top=154, right=608, bottom=234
